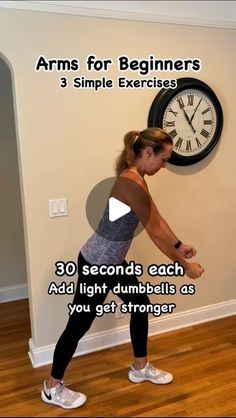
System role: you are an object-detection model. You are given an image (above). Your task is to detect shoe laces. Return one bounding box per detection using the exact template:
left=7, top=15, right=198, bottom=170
left=54, top=381, right=74, bottom=401
left=147, top=363, right=157, bottom=373
left=146, top=363, right=167, bottom=379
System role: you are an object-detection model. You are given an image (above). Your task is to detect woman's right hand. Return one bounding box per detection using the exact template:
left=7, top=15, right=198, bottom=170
left=185, top=262, right=204, bottom=279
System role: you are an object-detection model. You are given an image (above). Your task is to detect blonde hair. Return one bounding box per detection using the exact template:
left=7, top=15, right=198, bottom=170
left=114, top=128, right=173, bottom=176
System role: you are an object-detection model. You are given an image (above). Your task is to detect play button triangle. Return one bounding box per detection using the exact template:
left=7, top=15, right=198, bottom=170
left=109, top=197, right=131, bottom=222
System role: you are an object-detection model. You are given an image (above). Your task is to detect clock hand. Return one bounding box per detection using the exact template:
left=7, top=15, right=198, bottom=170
left=190, top=97, right=203, bottom=123
left=177, top=99, right=196, bottom=134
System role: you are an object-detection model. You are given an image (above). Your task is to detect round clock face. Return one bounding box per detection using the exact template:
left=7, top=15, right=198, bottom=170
left=148, top=78, right=223, bottom=166
left=163, top=88, right=217, bottom=157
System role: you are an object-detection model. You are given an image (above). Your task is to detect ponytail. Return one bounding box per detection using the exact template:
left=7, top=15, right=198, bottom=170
left=115, top=131, right=140, bottom=177
left=114, top=128, right=173, bottom=176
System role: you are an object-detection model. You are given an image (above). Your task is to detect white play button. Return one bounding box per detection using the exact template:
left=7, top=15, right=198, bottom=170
left=109, top=197, right=131, bottom=222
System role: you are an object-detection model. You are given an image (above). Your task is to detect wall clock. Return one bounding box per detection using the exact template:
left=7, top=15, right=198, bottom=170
left=148, top=77, right=223, bottom=166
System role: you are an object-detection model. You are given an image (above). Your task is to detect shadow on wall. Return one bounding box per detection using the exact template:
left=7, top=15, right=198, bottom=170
left=166, top=141, right=221, bottom=176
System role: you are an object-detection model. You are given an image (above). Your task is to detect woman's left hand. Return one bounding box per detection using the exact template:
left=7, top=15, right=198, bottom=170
left=177, top=244, right=197, bottom=259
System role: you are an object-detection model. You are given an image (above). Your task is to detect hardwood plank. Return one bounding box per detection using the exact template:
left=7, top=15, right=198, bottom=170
left=0, top=299, right=236, bottom=416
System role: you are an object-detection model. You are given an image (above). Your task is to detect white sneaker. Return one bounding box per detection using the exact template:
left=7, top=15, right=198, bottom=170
left=128, top=362, right=173, bottom=384
left=41, top=380, right=87, bottom=409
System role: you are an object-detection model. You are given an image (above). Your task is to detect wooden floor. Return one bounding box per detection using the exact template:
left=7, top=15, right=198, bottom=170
left=1, top=299, right=236, bottom=417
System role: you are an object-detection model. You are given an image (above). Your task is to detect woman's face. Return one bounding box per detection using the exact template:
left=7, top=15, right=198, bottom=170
left=144, top=144, right=173, bottom=175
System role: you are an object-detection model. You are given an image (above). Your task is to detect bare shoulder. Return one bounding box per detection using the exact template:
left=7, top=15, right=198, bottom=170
left=110, top=173, right=150, bottom=213
left=119, top=170, right=149, bottom=191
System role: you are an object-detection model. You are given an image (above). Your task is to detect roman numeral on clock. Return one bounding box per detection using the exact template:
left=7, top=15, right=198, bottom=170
left=187, top=94, right=194, bottom=106
left=177, top=97, right=185, bottom=108
left=195, top=138, right=202, bottom=148
left=203, top=120, right=213, bottom=125
left=186, top=140, right=192, bottom=151
left=168, top=129, right=177, bottom=140
left=168, top=108, right=178, bottom=117
left=202, top=107, right=210, bottom=115
left=174, top=137, right=183, bottom=150
left=200, top=129, right=210, bottom=139
left=165, top=121, right=175, bottom=127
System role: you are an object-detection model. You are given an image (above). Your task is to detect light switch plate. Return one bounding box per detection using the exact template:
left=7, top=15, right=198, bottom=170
left=49, top=199, right=68, bottom=217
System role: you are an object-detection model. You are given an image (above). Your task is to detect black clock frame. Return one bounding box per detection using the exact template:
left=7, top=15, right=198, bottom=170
left=148, top=77, right=224, bottom=166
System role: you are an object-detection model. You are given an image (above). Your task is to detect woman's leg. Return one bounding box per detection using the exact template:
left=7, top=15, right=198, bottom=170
left=129, top=292, right=149, bottom=369
left=112, top=261, right=173, bottom=384
left=50, top=255, right=110, bottom=382
left=111, top=264, right=150, bottom=369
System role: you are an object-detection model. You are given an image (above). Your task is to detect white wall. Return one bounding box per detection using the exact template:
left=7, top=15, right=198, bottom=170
left=1, top=1, right=236, bottom=28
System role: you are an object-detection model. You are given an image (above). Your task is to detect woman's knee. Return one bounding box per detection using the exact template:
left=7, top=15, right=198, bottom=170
left=65, top=310, right=96, bottom=334
left=133, top=293, right=150, bottom=306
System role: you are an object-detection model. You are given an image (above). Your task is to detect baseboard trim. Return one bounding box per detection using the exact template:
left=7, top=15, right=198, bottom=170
left=0, top=283, right=28, bottom=303
left=29, top=298, right=236, bottom=368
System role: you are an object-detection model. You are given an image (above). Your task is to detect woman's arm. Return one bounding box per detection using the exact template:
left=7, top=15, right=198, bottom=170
left=118, top=177, right=204, bottom=278
left=145, top=199, right=189, bottom=269
left=149, top=198, right=197, bottom=260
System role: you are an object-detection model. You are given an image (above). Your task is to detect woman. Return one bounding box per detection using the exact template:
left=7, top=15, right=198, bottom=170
left=41, top=128, right=204, bottom=409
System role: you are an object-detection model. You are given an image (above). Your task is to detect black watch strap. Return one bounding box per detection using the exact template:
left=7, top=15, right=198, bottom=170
left=174, top=240, right=182, bottom=249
